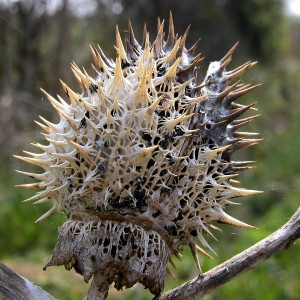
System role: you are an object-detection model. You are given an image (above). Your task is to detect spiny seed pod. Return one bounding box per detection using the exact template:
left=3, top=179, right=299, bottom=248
left=16, top=14, right=262, bottom=299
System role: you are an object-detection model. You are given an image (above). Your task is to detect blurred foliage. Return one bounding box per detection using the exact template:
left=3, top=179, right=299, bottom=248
left=0, top=0, right=300, bottom=299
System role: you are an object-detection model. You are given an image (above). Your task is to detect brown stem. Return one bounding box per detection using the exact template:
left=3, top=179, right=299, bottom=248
left=160, top=207, right=300, bottom=300
left=84, top=272, right=110, bottom=300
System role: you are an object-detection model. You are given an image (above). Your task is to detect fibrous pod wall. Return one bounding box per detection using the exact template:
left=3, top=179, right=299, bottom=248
left=16, top=14, right=262, bottom=299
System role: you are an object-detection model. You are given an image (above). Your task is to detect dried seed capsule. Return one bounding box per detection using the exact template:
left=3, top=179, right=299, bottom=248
left=16, top=12, right=262, bottom=299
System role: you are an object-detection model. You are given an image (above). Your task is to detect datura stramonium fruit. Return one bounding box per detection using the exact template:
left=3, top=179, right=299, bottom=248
left=16, top=14, right=262, bottom=299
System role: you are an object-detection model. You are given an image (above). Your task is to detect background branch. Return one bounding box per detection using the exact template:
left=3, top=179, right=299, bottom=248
left=0, top=262, right=55, bottom=300
left=160, top=207, right=300, bottom=300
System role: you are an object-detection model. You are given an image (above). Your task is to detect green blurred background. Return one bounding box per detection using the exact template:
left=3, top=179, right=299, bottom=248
left=0, top=0, right=299, bottom=299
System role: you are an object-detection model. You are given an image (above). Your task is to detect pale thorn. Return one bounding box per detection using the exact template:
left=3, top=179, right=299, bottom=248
left=218, top=211, right=257, bottom=229
left=115, top=25, right=127, bottom=62
left=200, top=221, right=218, bottom=241
left=231, top=160, right=256, bottom=168
left=189, top=240, right=202, bottom=274
left=227, top=60, right=253, bottom=75
left=166, top=268, right=178, bottom=281
left=84, top=167, right=99, bottom=183
left=89, top=45, right=111, bottom=75
left=15, top=169, right=49, bottom=181
left=165, top=11, right=175, bottom=49
left=168, top=257, right=177, bottom=270
left=54, top=108, right=76, bottom=131
left=164, top=57, right=182, bottom=79
left=164, top=111, right=194, bottom=132
left=166, top=96, right=178, bottom=108
left=50, top=150, right=77, bottom=161
left=51, top=181, right=69, bottom=192
left=91, top=62, right=102, bottom=80
left=98, top=91, right=115, bottom=113
left=134, top=69, right=152, bottom=108
left=34, top=197, right=52, bottom=204
left=173, top=156, right=188, bottom=162
left=22, top=186, right=55, bottom=202
left=235, top=82, right=251, bottom=91
left=184, top=128, right=200, bottom=135
left=208, top=224, right=222, bottom=232
left=31, top=142, right=49, bottom=152
left=198, top=234, right=217, bottom=256
left=138, top=94, right=163, bottom=121
left=111, top=95, right=121, bottom=112
left=71, top=61, right=92, bottom=83
left=35, top=205, right=57, bottom=223
left=56, top=94, right=70, bottom=108
left=157, top=17, right=161, bottom=32
left=14, top=155, right=51, bottom=167
left=71, top=62, right=87, bottom=86
left=234, top=138, right=264, bottom=150
left=142, top=23, right=147, bottom=44
left=131, top=145, right=159, bottom=165
left=230, top=115, right=260, bottom=130
left=220, top=102, right=256, bottom=124
left=163, top=37, right=182, bottom=64
left=201, top=144, right=231, bottom=161
left=146, top=65, right=155, bottom=82
left=181, top=54, right=204, bottom=73
left=220, top=41, right=239, bottom=64
left=15, top=183, right=45, bottom=190
left=53, top=109, right=78, bottom=130
left=228, top=83, right=263, bottom=101
left=249, top=61, right=258, bottom=68
left=216, top=173, right=239, bottom=181
left=188, top=38, right=201, bottom=57
left=175, top=251, right=183, bottom=258
left=226, top=186, right=263, bottom=197
left=108, top=56, right=126, bottom=96
left=41, top=89, right=66, bottom=112
left=224, top=61, right=255, bottom=82
left=217, top=80, right=241, bottom=99
left=229, top=179, right=241, bottom=184
left=196, top=244, right=214, bottom=259
left=123, top=127, right=132, bottom=142
left=135, top=56, right=144, bottom=78
left=233, top=132, right=260, bottom=139
left=126, top=187, right=134, bottom=198
left=34, top=120, right=50, bottom=133
left=127, top=19, right=141, bottom=52
left=153, top=20, right=165, bottom=56
left=22, top=193, right=43, bottom=203
left=174, top=77, right=195, bottom=95
left=177, top=24, right=191, bottom=56
left=44, top=137, right=67, bottom=147
left=239, top=82, right=259, bottom=92
left=220, top=56, right=232, bottom=71
left=49, top=160, right=70, bottom=169
left=193, top=82, right=207, bottom=96
left=96, top=44, right=115, bottom=69
left=69, top=140, right=94, bottom=157
left=38, top=116, right=57, bottom=131
left=141, top=33, right=151, bottom=62
left=187, top=93, right=209, bottom=105
left=76, top=92, right=94, bottom=112
left=82, top=67, right=94, bottom=87
left=105, top=108, right=116, bottom=127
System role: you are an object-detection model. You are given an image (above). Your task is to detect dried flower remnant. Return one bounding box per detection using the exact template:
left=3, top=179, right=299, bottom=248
left=16, top=13, right=262, bottom=299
